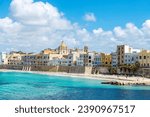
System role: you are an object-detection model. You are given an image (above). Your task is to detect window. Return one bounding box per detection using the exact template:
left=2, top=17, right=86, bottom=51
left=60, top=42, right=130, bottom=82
left=144, top=56, right=146, bottom=59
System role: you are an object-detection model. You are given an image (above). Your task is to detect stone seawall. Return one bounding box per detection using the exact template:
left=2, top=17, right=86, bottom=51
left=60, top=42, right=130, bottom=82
left=92, top=67, right=109, bottom=74
left=0, top=65, right=23, bottom=70
left=1, top=65, right=150, bottom=77
left=0, top=65, right=92, bottom=74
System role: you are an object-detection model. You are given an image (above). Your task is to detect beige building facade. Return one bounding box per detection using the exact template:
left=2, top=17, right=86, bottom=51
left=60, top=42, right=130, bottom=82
left=138, top=50, right=150, bottom=67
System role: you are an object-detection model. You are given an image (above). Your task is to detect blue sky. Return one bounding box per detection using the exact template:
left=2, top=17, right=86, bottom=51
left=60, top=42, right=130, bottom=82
left=0, top=0, right=150, bottom=52
left=1, top=0, right=150, bottom=30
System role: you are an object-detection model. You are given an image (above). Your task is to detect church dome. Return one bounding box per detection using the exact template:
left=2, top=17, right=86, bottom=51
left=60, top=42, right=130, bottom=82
left=60, top=41, right=67, bottom=47
left=57, top=41, right=68, bottom=55
left=58, top=41, right=67, bottom=49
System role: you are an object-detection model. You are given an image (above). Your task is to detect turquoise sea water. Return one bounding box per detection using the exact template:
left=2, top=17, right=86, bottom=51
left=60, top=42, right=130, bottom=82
left=0, top=71, right=150, bottom=100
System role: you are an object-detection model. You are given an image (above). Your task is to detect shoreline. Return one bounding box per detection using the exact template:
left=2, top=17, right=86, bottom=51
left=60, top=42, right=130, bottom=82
left=1, top=69, right=150, bottom=86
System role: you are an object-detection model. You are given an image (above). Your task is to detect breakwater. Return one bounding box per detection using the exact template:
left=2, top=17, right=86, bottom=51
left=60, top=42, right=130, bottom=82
left=101, top=81, right=149, bottom=86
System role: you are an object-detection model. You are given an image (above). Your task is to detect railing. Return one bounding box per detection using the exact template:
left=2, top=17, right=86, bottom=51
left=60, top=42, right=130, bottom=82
left=22, top=66, right=31, bottom=71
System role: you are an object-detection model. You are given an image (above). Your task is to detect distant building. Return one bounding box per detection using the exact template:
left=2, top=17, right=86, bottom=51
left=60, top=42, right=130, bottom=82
left=117, top=45, right=132, bottom=65
left=117, top=45, right=140, bottom=66
left=84, top=46, right=88, bottom=53
left=4, top=42, right=150, bottom=70
left=111, top=52, right=117, bottom=67
left=41, top=48, right=57, bottom=54
left=76, top=54, right=85, bottom=66
left=57, top=41, right=69, bottom=55
left=124, top=53, right=139, bottom=65
left=67, top=52, right=80, bottom=66
left=22, top=53, right=63, bottom=66
left=48, top=55, right=68, bottom=66
left=0, top=52, right=7, bottom=65
left=5, top=52, right=25, bottom=65
left=22, top=53, right=50, bottom=66
left=86, top=52, right=95, bottom=66
left=93, top=54, right=101, bottom=66
left=76, top=52, right=93, bottom=66
left=138, top=50, right=150, bottom=68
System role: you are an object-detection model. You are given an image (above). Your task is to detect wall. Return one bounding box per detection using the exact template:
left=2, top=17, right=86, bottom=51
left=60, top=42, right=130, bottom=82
left=0, top=65, right=92, bottom=74
left=137, top=68, right=150, bottom=78
left=92, top=67, right=109, bottom=74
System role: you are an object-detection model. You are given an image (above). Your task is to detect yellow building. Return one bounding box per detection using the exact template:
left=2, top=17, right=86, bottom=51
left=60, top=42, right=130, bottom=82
left=138, top=50, right=150, bottom=67
left=41, top=49, right=57, bottom=54
left=100, top=53, right=112, bottom=66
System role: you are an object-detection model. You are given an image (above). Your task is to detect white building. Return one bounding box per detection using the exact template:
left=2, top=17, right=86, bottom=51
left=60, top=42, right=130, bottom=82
left=117, top=45, right=140, bottom=65
left=48, top=56, right=68, bottom=66
left=5, top=52, right=25, bottom=65
left=124, top=53, right=139, bottom=65
left=67, top=52, right=78, bottom=66
left=93, top=54, right=101, bottom=66
left=77, top=52, right=100, bottom=67
left=111, top=52, right=118, bottom=67
left=76, top=54, right=85, bottom=66
left=0, top=52, right=7, bottom=65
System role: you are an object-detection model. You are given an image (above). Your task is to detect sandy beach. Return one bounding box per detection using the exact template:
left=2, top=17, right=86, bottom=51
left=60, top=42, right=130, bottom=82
left=0, top=69, right=150, bottom=86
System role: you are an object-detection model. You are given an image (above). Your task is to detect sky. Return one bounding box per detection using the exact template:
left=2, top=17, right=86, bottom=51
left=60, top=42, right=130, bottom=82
left=0, top=0, right=150, bottom=53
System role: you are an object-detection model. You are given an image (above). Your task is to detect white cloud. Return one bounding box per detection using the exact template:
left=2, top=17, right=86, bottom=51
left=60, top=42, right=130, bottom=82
left=0, top=0, right=150, bottom=53
left=142, top=20, right=150, bottom=29
left=10, top=0, right=72, bottom=30
left=93, top=28, right=103, bottom=35
left=0, top=17, right=21, bottom=33
left=84, top=13, right=96, bottom=22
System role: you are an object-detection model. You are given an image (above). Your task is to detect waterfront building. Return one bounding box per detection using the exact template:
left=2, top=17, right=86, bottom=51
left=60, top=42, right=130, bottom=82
left=117, top=45, right=140, bottom=66
left=59, top=56, right=68, bottom=66
left=0, top=52, right=7, bottom=65
left=138, top=50, right=150, bottom=67
left=67, top=52, right=80, bottom=66
left=22, top=53, right=63, bottom=66
left=68, top=48, right=87, bottom=66
left=48, top=57, right=60, bottom=66
left=111, top=52, right=118, bottom=67
left=76, top=54, right=85, bottom=66
left=6, top=52, right=25, bottom=65
left=86, top=52, right=95, bottom=66
left=3, top=41, right=150, bottom=71
left=76, top=52, right=111, bottom=67
left=76, top=52, right=95, bottom=66
left=117, top=45, right=133, bottom=65
left=100, top=53, right=112, bottom=67
left=124, top=53, right=139, bottom=65
left=48, top=55, right=68, bottom=66
left=93, top=54, right=101, bottom=66
left=22, top=53, right=49, bottom=66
